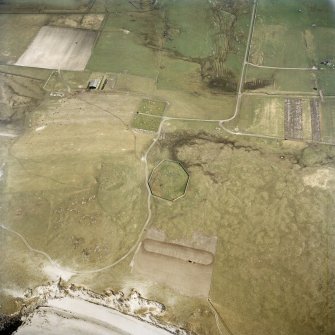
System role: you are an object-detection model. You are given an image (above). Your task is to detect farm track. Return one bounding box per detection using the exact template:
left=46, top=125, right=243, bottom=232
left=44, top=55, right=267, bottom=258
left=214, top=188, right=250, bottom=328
left=246, top=62, right=317, bottom=71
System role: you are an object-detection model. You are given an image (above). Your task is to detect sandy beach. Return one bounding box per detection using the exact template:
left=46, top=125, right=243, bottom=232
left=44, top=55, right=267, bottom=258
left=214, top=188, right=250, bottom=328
left=12, top=282, right=188, bottom=335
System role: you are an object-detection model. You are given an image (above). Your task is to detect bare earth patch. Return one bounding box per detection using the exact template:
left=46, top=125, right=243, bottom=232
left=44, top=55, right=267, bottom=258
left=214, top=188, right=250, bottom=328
left=132, top=230, right=217, bottom=297
left=303, top=167, right=335, bottom=190
left=15, top=26, right=97, bottom=71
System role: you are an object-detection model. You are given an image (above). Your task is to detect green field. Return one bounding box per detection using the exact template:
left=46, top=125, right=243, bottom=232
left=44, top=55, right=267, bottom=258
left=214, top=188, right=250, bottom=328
left=87, top=30, right=159, bottom=78
left=244, top=65, right=317, bottom=94
left=160, top=0, right=215, bottom=59
left=250, top=0, right=335, bottom=67
left=132, top=98, right=167, bottom=131
left=88, top=0, right=250, bottom=96
left=132, top=114, right=161, bottom=132
left=149, top=160, right=189, bottom=201
left=0, top=14, right=49, bottom=64
left=320, top=98, right=335, bottom=144
left=225, top=95, right=285, bottom=137
left=137, top=98, right=167, bottom=116
left=44, top=70, right=91, bottom=92
left=316, top=70, right=335, bottom=96
left=225, top=95, right=313, bottom=141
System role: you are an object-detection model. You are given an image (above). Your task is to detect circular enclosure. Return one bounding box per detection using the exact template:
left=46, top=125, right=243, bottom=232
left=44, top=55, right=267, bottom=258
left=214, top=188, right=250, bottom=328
left=148, top=160, right=189, bottom=201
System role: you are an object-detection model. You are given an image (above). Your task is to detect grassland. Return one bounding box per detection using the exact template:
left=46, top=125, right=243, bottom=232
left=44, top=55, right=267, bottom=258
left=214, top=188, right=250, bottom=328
left=87, top=30, right=159, bottom=79
left=43, top=70, right=91, bottom=92
left=160, top=1, right=215, bottom=59
left=132, top=114, right=162, bottom=132
left=146, top=122, right=335, bottom=335
left=3, top=92, right=153, bottom=269
left=224, top=95, right=316, bottom=142
left=132, top=98, right=167, bottom=131
left=316, top=70, right=335, bottom=96
left=320, top=98, right=335, bottom=144
left=149, top=160, right=189, bottom=201
left=137, top=99, right=167, bottom=116
left=0, top=73, right=45, bottom=129
left=236, top=0, right=335, bottom=145
left=0, top=0, right=92, bottom=12
left=0, top=14, right=50, bottom=64
left=250, top=0, right=335, bottom=68
left=244, top=65, right=317, bottom=94
left=1, top=1, right=335, bottom=335
left=251, top=0, right=330, bottom=67
left=225, top=95, right=286, bottom=137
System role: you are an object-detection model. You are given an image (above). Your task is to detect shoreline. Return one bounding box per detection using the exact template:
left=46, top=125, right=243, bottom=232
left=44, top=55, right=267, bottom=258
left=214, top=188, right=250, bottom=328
left=2, top=280, right=189, bottom=335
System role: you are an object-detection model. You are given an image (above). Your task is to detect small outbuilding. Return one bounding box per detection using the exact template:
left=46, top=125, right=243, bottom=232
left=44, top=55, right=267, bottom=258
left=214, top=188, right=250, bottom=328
left=87, top=79, right=101, bottom=90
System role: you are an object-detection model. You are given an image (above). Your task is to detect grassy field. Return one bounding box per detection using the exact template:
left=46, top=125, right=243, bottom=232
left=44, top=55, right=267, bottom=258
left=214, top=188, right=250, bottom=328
left=156, top=55, right=202, bottom=93
left=225, top=95, right=315, bottom=141
left=305, top=27, right=335, bottom=64
left=86, top=0, right=250, bottom=124
left=250, top=0, right=335, bottom=68
left=132, top=98, right=166, bottom=132
left=250, top=23, right=310, bottom=67
left=3, top=92, right=153, bottom=269
left=0, top=64, right=52, bottom=80
left=0, top=14, right=49, bottom=64
left=137, top=99, right=167, bottom=116
left=244, top=65, right=335, bottom=96
left=320, top=98, right=335, bottom=144
left=149, top=160, right=189, bottom=201
left=244, top=65, right=317, bottom=94
left=225, top=95, right=285, bottom=137
left=88, top=0, right=250, bottom=96
left=316, top=70, right=335, bottom=96
left=44, top=70, right=91, bottom=92
left=132, top=113, right=162, bottom=132
left=87, top=30, right=159, bottom=78
left=160, top=0, right=215, bottom=59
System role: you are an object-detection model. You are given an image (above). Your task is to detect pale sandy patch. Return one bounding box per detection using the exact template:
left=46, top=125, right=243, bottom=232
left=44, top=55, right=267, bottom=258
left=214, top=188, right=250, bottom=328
left=303, top=168, right=335, bottom=190
left=43, top=264, right=74, bottom=281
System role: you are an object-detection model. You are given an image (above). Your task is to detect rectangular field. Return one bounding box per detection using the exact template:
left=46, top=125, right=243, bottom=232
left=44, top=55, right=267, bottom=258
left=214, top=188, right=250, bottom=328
left=131, top=99, right=167, bottom=132
left=226, top=95, right=285, bottom=138
left=15, top=26, right=97, bottom=71
left=244, top=65, right=316, bottom=94
left=284, top=98, right=303, bottom=140
left=87, top=30, right=158, bottom=78
left=320, top=98, right=335, bottom=144
left=250, top=0, right=335, bottom=68
left=310, top=99, right=321, bottom=142
left=0, top=14, right=50, bottom=64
